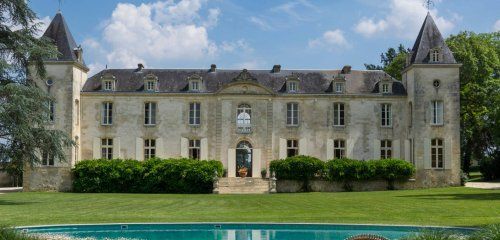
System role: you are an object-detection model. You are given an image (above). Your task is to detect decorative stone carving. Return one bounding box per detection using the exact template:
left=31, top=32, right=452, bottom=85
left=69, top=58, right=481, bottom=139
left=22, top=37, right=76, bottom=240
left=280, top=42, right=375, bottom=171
left=232, top=69, right=257, bottom=82
left=212, top=170, right=219, bottom=194
left=269, top=171, right=277, bottom=193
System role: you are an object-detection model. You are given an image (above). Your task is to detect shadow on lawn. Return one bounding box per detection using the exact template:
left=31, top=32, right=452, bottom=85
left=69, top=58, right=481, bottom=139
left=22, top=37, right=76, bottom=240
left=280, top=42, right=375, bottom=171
left=0, top=200, right=35, bottom=206
left=398, top=193, right=500, bottom=201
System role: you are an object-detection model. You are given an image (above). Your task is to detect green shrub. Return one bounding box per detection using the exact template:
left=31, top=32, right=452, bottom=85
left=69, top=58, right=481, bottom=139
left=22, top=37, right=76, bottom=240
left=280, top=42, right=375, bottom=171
left=374, top=158, right=415, bottom=190
left=0, top=226, right=43, bottom=240
left=479, top=151, right=500, bottom=181
left=270, top=155, right=324, bottom=191
left=325, top=159, right=377, bottom=191
left=469, top=223, right=500, bottom=240
left=73, top=158, right=223, bottom=194
left=401, top=231, right=465, bottom=240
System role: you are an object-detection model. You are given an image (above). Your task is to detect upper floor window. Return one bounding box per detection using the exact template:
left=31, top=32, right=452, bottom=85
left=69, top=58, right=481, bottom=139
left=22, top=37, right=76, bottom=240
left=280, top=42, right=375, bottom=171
left=188, top=74, right=202, bottom=92
left=144, top=102, right=157, bottom=125
left=288, top=81, right=298, bottom=93
left=144, top=139, right=156, bottom=160
left=145, top=80, right=157, bottom=92
left=48, top=100, right=55, bottom=123
left=431, top=138, right=444, bottom=169
left=103, top=80, right=114, bottom=91
left=41, top=151, right=54, bottom=166
left=190, top=81, right=200, bottom=91
left=408, top=102, right=413, bottom=128
left=286, top=102, right=299, bottom=126
left=382, top=83, right=390, bottom=93
left=189, top=139, right=201, bottom=160
left=333, top=103, right=345, bottom=126
left=101, top=102, right=113, bottom=125
left=189, top=102, right=201, bottom=125
left=333, top=139, right=346, bottom=159
left=381, top=103, right=392, bottom=127
left=287, top=139, right=299, bottom=157
left=431, top=100, right=443, bottom=125
left=101, top=138, right=113, bottom=160
left=430, top=49, right=440, bottom=63
left=237, top=104, right=251, bottom=125
left=335, top=82, right=344, bottom=93
left=380, top=140, right=392, bottom=159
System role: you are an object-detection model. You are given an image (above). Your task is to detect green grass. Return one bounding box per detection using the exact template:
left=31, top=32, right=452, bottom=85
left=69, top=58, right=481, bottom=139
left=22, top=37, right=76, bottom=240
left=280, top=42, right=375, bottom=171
left=468, top=171, right=484, bottom=182
left=0, top=187, right=498, bottom=227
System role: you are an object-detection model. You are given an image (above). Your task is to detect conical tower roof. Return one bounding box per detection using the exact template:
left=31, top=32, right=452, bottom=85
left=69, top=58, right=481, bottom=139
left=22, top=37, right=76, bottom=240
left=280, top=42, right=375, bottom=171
left=42, top=12, right=84, bottom=64
left=409, top=13, right=456, bottom=64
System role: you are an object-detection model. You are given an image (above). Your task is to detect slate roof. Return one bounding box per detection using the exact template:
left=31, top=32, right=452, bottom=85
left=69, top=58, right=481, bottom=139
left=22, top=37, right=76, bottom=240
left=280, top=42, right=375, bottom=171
left=83, top=68, right=407, bottom=95
left=42, top=12, right=84, bottom=64
left=410, top=13, right=456, bottom=64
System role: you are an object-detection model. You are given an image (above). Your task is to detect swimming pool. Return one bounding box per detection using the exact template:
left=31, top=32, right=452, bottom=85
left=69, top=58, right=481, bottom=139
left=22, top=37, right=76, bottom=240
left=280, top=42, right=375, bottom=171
left=21, top=223, right=475, bottom=240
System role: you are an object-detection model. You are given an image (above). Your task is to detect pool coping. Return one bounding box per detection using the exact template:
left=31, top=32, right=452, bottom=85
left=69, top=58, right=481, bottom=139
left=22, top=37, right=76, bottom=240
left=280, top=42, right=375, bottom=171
left=16, top=222, right=479, bottom=231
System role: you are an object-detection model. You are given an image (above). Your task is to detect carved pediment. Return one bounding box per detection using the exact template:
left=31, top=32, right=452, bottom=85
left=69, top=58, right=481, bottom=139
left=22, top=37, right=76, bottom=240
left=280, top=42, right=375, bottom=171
left=232, top=69, right=257, bottom=82
left=218, top=82, right=273, bottom=95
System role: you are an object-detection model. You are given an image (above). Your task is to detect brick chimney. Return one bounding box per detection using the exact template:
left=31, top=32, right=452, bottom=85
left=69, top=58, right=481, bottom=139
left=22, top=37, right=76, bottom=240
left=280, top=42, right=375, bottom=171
left=272, top=64, right=281, bottom=73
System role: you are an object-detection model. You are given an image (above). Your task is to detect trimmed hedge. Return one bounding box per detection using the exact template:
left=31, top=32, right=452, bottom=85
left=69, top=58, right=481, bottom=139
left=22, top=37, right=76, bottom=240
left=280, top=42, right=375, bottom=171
left=72, top=158, right=223, bottom=193
left=270, top=155, right=325, bottom=191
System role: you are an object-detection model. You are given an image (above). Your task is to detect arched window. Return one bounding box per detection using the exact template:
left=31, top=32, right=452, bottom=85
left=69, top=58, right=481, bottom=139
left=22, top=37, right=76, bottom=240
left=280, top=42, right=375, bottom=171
left=237, top=104, right=251, bottom=125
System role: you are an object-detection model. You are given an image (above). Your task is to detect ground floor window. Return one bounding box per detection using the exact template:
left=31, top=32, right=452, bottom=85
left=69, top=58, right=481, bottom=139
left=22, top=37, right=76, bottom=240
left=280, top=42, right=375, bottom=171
left=431, top=138, right=444, bottom=168
left=101, top=138, right=113, bottom=160
left=287, top=139, right=298, bottom=157
left=41, top=151, right=54, bottom=166
left=334, top=139, right=346, bottom=159
left=189, top=139, right=200, bottom=160
left=144, top=139, right=156, bottom=160
left=380, top=140, right=392, bottom=159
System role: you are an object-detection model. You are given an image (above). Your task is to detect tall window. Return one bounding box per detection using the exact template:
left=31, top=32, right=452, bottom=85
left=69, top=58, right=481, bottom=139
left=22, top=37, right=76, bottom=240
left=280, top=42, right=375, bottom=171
left=335, top=83, right=344, bottom=93
left=103, top=80, right=114, bottom=91
left=144, top=102, right=157, bottom=125
left=41, top=151, right=54, bottom=166
left=75, top=100, right=80, bottom=125
left=431, top=49, right=440, bottom=62
left=409, top=102, right=413, bottom=128
left=381, top=103, right=392, bottom=127
left=288, top=81, right=298, bottom=92
left=431, top=138, right=444, bottom=169
left=380, top=140, right=392, bottom=159
left=237, top=104, right=251, bottom=125
left=101, top=138, right=113, bottom=160
left=189, top=139, right=201, bottom=160
left=286, top=103, right=299, bottom=126
left=431, top=101, right=443, bottom=125
left=334, top=139, right=346, bottom=159
left=333, top=103, right=345, bottom=126
left=144, top=139, right=156, bottom=160
left=287, top=139, right=299, bottom=157
left=48, top=100, right=55, bottom=123
left=382, top=84, right=389, bottom=93
left=102, top=102, right=113, bottom=125
left=189, top=102, right=200, bottom=125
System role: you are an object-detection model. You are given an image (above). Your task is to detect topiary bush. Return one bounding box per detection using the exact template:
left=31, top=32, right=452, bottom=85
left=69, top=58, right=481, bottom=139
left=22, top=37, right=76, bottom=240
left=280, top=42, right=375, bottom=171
left=325, top=159, right=377, bottom=191
left=73, top=158, right=223, bottom=193
left=374, top=158, right=415, bottom=190
left=270, top=155, right=325, bottom=192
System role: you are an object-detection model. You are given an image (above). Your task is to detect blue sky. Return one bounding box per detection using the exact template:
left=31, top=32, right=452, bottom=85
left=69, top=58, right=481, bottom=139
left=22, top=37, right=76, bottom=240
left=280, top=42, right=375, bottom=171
left=30, top=0, right=500, bottom=75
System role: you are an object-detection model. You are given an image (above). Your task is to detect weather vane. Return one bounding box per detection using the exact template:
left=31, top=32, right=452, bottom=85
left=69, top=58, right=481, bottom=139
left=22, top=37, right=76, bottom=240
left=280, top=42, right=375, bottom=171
left=424, top=0, right=434, bottom=11
left=58, top=0, right=63, bottom=12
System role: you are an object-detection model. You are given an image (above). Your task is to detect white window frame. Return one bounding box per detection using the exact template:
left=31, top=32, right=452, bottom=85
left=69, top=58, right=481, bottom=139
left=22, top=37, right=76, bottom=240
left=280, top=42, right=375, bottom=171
left=189, top=102, right=201, bottom=125
left=286, top=102, right=299, bottom=126
left=190, top=81, right=200, bottom=91
left=144, top=102, right=157, bottom=126
left=431, top=100, right=444, bottom=125
left=335, top=82, right=344, bottom=93
left=333, top=139, right=346, bottom=159
left=382, top=83, right=389, bottom=93
left=286, top=139, right=299, bottom=158
left=101, top=102, right=113, bottom=125
left=103, top=80, right=114, bottom=91
left=430, top=49, right=440, bottom=63
left=333, top=102, right=345, bottom=127
left=101, top=138, right=113, bottom=160
left=381, top=103, right=392, bottom=127
left=189, top=139, right=201, bottom=160
left=41, top=151, right=54, bottom=166
left=145, top=80, right=157, bottom=92
left=380, top=140, right=392, bottom=159
left=144, top=139, right=156, bottom=160
left=288, top=81, right=298, bottom=92
left=431, top=138, right=444, bottom=169
left=237, top=104, right=251, bottom=126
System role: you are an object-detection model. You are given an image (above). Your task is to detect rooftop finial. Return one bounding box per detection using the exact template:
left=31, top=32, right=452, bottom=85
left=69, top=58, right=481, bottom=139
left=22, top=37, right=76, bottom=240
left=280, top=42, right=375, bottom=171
left=424, top=0, right=434, bottom=11
left=58, top=0, right=63, bottom=12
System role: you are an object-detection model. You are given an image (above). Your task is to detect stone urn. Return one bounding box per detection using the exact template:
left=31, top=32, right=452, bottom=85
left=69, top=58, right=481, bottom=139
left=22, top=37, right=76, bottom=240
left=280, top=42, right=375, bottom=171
left=238, top=167, right=248, bottom=178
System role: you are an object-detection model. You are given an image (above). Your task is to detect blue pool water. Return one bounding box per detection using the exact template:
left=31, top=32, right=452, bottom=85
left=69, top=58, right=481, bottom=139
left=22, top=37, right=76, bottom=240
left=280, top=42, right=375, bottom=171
left=21, top=223, right=475, bottom=240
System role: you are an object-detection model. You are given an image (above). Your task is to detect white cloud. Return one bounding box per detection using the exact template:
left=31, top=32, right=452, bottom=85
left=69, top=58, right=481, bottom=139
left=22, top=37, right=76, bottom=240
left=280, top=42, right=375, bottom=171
left=8, top=15, right=51, bottom=38
left=271, top=0, right=319, bottom=22
left=233, top=60, right=265, bottom=69
left=249, top=16, right=272, bottom=31
left=494, top=19, right=500, bottom=31
left=85, top=0, right=229, bottom=71
left=220, top=39, right=252, bottom=53
left=309, top=29, right=350, bottom=51
left=354, top=0, right=458, bottom=39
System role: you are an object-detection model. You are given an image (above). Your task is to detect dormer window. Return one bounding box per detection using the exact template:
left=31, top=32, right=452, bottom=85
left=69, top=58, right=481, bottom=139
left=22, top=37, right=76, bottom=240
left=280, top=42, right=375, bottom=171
left=143, top=74, right=158, bottom=92
left=332, top=74, right=346, bottom=94
left=335, top=83, right=344, bottom=93
left=382, top=83, right=389, bottom=93
left=286, top=75, right=299, bottom=93
left=430, top=48, right=441, bottom=63
left=101, top=74, right=116, bottom=91
left=187, top=74, right=203, bottom=92
left=288, top=81, right=298, bottom=92
left=103, top=80, right=113, bottom=91
left=379, top=76, right=393, bottom=94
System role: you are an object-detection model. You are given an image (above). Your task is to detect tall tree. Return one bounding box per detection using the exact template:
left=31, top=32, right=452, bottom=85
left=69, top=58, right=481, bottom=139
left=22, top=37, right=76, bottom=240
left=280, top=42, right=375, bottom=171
left=364, top=44, right=408, bottom=80
left=0, top=0, right=74, bottom=184
left=446, top=31, right=500, bottom=174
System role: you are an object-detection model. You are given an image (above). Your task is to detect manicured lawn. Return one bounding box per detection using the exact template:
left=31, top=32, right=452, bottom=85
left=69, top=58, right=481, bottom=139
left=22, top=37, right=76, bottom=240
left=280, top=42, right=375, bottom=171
left=0, top=187, right=498, bottom=227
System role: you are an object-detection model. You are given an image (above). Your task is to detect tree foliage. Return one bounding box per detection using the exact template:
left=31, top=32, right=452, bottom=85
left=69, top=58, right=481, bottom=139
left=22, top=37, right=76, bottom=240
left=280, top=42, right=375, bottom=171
left=364, top=44, right=408, bottom=80
left=0, top=0, right=74, bottom=183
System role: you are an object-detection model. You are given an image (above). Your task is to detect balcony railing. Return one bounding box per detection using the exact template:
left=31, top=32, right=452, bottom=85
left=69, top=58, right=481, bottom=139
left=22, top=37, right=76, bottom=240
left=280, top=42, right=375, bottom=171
left=236, top=124, right=252, bottom=134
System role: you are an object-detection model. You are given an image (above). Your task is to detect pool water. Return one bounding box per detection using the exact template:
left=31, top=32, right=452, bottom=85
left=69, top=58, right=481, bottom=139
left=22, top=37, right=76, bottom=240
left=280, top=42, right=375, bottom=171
left=22, top=223, right=475, bottom=240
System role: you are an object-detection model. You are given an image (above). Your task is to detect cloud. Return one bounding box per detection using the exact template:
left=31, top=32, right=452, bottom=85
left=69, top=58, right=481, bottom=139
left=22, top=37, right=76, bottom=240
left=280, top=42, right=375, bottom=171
left=354, top=0, right=458, bottom=39
left=8, top=15, right=51, bottom=38
left=271, top=0, right=319, bottom=22
left=249, top=16, right=272, bottom=31
left=233, top=60, right=266, bottom=69
left=220, top=39, right=253, bottom=53
left=308, top=29, right=350, bottom=51
left=494, top=19, right=500, bottom=31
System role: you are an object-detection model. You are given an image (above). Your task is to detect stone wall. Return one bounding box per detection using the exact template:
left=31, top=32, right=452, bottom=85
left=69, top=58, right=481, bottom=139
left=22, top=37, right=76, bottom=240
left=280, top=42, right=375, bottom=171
left=0, top=170, right=13, bottom=187
left=23, top=167, right=73, bottom=192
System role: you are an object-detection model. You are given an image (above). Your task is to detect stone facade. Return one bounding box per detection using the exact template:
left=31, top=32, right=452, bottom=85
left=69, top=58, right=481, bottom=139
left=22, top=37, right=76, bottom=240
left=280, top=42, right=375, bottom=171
left=23, top=12, right=461, bottom=192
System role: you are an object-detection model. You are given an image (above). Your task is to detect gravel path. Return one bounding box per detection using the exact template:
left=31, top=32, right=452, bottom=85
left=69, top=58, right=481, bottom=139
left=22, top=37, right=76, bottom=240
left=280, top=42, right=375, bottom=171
left=465, top=181, right=500, bottom=190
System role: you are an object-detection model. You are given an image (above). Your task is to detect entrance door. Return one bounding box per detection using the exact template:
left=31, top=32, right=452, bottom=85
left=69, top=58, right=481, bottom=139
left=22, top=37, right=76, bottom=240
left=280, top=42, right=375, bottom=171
left=236, top=141, right=252, bottom=177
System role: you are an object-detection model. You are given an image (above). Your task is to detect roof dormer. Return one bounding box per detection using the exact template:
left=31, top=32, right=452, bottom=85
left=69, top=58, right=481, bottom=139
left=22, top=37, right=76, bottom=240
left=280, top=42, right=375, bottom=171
left=286, top=75, right=300, bottom=93
left=101, top=73, right=116, bottom=91
left=379, top=75, right=393, bottom=94
left=187, top=74, right=203, bottom=92
left=429, top=47, right=442, bottom=63
left=143, top=73, right=158, bottom=92
left=332, top=74, right=346, bottom=94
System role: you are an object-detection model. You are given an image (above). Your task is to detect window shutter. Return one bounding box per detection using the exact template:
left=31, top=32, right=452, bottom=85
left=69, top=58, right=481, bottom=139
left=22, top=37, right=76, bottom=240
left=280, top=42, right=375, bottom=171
left=228, top=148, right=236, bottom=177
left=156, top=138, right=165, bottom=158
left=252, top=149, right=262, bottom=178
left=135, top=138, right=143, bottom=161
left=393, top=139, right=400, bottom=158
left=279, top=138, right=287, bottom=159
left=92, top=138, right=100, bottom=159
left=423, top=138, right=431, bottom=169
left=180, top=137, right=188, bottom=158
left=373, top=139, right=380, bottom=159
left=299, top=138, right=308, bottom=156
left=326, top=139, right=334, bottom=160
left=200, top=138, right=208, bottom=160
left=113, top=137, right=120, bottom=159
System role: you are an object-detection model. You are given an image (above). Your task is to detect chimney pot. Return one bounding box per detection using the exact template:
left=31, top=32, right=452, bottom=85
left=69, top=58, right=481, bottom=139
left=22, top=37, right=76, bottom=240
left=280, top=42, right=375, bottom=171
left=210, top=64, right=217, bottom=72
left=272, top=64, right=281, bottom=73
left=136, top=63, right=144, bottom=71
left=341, top=65, right=352, bottom=74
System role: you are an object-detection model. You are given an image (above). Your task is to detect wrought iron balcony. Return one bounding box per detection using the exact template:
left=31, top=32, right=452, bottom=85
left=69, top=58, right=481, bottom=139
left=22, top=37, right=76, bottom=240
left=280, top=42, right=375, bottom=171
left=236, top=124, right=252, bottom=134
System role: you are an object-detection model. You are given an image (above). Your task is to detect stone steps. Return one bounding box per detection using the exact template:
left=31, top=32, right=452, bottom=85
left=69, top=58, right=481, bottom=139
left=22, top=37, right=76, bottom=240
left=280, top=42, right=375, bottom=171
left=216, top=178, right=270, bottom=194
